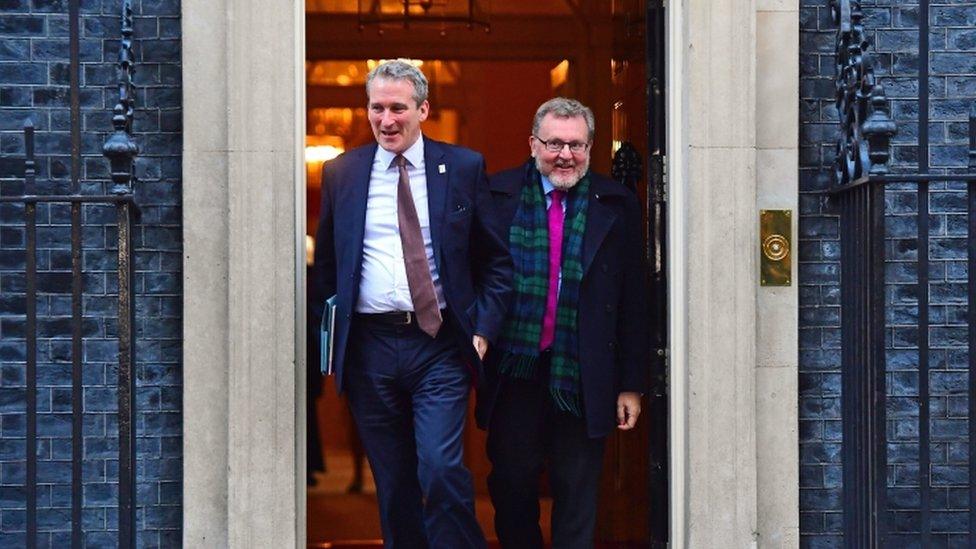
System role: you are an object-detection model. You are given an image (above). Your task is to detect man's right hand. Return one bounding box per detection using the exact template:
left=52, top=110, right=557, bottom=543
left=472, top=335, right=488, bottom=361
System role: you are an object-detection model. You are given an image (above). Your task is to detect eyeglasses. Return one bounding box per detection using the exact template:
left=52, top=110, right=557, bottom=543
left=533, top=136, right=590, bottom=154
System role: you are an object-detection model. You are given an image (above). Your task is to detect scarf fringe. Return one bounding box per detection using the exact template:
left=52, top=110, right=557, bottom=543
left=551, top=388, right=582, bottom=417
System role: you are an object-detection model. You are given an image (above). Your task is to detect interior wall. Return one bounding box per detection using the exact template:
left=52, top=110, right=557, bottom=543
left=455, top=61, right=556, bottom=172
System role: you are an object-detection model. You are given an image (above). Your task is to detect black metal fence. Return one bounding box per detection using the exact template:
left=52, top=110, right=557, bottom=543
left=830, top=0, right=976, bottom=545
left=0, top=1, right=140, bottom=547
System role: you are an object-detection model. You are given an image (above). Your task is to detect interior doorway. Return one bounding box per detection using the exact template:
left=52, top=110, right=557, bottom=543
left=303, top=1, right=667, bottom=547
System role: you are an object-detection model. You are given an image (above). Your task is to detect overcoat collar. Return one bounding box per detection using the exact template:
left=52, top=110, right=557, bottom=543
left=581, top=174, right=626, bottom=276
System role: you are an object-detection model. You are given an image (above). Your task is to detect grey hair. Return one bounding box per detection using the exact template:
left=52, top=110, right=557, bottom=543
left=366, top=59, right=429, bottom=106
left=532, top=97, right=595, bottom=141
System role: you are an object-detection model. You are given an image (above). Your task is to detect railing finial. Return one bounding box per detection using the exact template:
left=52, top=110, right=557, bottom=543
left=863, top=84, right=897, bottom=176
left=102, top=0, right=138, bottom=196
left=832, top=0, right=897, bottom=187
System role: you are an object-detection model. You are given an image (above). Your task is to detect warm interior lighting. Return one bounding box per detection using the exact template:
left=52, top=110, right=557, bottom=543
left=306, top=136, right=346, bottom=190
left=306, top=134, right=347, bottom=164
left=612, top=101, right=627, bottom=157
left=306, top=234, right=315, bottom=266
left=367, top=58, right=424, bottom=69
left=550, top=59, right=569, bottom=90
left=356, top=1, right=490, bottom=32
left=307, top=60, right=455, bottom=90
left=307, top=62, right=371, bottom=87
left=308, top=108, right=358, bottom=138
left=306, top=145, right=345, bottom=163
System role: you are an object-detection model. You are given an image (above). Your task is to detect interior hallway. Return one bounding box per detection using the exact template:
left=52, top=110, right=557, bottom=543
left=305, top=449, right=554, bottom=547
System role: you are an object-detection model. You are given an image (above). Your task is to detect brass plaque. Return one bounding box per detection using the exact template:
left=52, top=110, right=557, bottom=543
left=760, top=209, right=792, bottom=287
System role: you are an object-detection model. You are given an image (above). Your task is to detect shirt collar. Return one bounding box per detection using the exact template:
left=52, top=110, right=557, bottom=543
left=540, top=175, right=557, bottom=196
left=377, top=134, right=425, bottom=169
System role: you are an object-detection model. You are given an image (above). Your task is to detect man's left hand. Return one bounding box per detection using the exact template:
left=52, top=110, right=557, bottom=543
left=616, top=392, right=642, bottom=430
left=473, top=335, right=488, bottom=361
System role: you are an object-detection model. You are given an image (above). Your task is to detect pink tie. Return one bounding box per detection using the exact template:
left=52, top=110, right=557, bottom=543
left=540, top=190, right=565, bottom=350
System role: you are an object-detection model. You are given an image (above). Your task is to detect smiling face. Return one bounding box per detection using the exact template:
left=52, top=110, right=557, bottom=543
left=367, top=77, right=429, bottom=154
left=530, top=113, right=591, bottom=190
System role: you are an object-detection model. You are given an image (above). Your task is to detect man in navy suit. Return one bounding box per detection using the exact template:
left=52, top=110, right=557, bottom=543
left=478, top=98, right=650, bottom=548
left=314, top=60, right=511, bottom=548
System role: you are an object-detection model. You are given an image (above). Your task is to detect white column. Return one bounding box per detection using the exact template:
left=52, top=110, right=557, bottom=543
left=755, top=0, right=800, bottom=546
left=670, top=0, right=798, bottom=546
left=182, top=0, right=305, bottom=546
left=182, top=0, right=230, bottom=544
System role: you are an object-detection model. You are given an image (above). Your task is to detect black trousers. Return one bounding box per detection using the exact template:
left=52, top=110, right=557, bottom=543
left=486, top=357, right=606, bottom=549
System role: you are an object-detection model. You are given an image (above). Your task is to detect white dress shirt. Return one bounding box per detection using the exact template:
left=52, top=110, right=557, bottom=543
left=356, top=135, right=447, bottom=313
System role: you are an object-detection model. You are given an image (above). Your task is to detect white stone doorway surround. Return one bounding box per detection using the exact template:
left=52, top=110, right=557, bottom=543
left=180, top=0, right=800, bottom=547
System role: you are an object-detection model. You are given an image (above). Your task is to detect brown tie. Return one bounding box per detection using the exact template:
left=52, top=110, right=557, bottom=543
left=395, top=154, right=443, bottom=338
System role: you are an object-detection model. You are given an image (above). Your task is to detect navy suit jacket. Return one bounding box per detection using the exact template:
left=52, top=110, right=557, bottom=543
left=477, top=161, right=652, bottom=438
left=313, top=138, right=513, bottom=392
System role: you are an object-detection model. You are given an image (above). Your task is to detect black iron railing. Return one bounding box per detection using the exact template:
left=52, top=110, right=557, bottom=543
left=829, top=2, right=895, bottom=546
left=830, top=0, right=976, bottom=545
left=0, top=1, right=139, bottom=547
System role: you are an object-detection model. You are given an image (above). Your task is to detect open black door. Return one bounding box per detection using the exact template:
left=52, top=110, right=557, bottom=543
left=645, top=0, right=669, bottom=545
left=595, top=0, right=668, bottom=546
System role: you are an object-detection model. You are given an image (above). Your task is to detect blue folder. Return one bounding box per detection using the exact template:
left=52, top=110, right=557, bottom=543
left=320, top=295, right=337, bottom=375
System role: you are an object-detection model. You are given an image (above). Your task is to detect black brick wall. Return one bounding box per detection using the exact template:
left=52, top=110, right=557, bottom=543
left=0, top=0, right=181, bottom=547
left=801, top=1, right=976, bottom=546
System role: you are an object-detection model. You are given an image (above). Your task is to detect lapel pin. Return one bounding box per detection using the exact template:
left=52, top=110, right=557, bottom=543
left=438, top=164, right=446, bottom=174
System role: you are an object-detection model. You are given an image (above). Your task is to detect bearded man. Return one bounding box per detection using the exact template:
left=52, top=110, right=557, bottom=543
left=476, top=97, right=650, bottom=549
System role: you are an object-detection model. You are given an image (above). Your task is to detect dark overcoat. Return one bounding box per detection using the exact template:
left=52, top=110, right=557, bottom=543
left=476, top=161, right=651, bottom=438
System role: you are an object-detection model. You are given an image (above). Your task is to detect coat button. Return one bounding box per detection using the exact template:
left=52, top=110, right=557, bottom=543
left=601, top=263, right=609, bottom=273
left=605, top=304, right=613, bottom=313
left=608, top=341, right=617, bottom=351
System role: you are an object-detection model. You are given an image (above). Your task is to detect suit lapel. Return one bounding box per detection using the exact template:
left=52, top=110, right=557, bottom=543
left=424, top=138, right=449, bottom=269
left=582, top=178, right=619, bottom=276
left=343, top=144, right=376, bottom=291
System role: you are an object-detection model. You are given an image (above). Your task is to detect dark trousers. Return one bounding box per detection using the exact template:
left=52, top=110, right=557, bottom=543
left=307, top=310, right=325, bottom=477
left=345, top=317, right=486, bottom=549
left=486, top=362, right=606, bottom=549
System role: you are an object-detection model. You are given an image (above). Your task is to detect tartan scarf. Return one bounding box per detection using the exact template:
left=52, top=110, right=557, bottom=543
left=497, top=167, right=590, bottom=416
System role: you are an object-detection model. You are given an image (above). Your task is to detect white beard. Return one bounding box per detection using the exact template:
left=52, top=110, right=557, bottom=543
left=536, top=157, right=589, bottom=190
